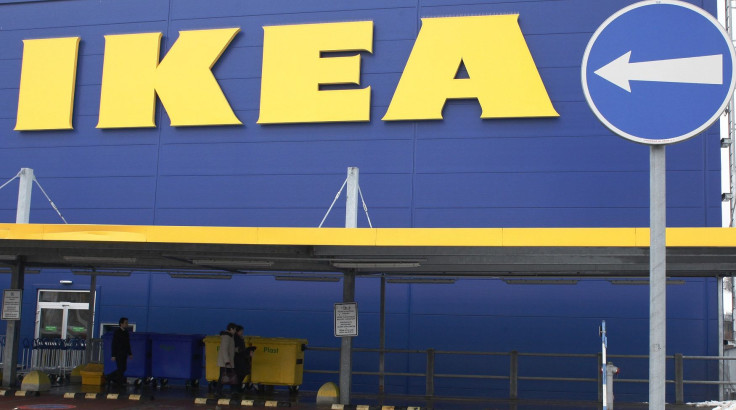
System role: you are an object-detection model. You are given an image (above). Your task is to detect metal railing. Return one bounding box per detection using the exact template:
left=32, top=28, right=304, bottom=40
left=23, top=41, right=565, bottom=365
left=0, top=337, right=105, bottom=383
left=4, top=338, right=734, bottom=403
left=304, top=346, right=736, bottom=404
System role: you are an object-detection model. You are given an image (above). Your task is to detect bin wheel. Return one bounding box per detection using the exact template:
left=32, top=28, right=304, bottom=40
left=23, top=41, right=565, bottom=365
left=288, top=386, right=299, bottom=395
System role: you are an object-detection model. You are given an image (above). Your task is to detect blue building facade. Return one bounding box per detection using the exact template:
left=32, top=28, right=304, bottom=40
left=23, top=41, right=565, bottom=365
left=0, top=0, right=724, bottom=402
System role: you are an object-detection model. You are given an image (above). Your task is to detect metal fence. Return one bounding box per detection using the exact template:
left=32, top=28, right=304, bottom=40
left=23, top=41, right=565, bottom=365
left=2, top=338, right=734, bottom=403
left=0, top=337, right=104, bottom=383
left=304, top=346, right=736, bottom=404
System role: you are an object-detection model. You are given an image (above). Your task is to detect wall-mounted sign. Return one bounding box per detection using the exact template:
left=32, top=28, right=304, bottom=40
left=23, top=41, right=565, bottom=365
left=15, top=15, right=557, bottom=131
left=2, top=289, right=22, bottom=321
left=334, top=302, right=358, bottom=337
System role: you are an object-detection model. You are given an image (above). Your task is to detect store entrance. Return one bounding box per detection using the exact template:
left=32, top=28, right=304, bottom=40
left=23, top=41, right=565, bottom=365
left=34, top=290, right=92, bottom=339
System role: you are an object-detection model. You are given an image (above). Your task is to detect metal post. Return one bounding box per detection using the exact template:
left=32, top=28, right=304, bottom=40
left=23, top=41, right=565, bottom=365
left=85, top=274, right=97, bottom=363
left=598, top=353, right=603, bottom=402
left=345, top=167, right=359, bottom=229
left=649, top=145, right=667, bottom=410
left=509, top=350, right=518, bottom=399
left=379, top=276, right=386, bottom=394
left=339, top=166, right=359, bottom=405
left=606, top=363, right=618, bottom=409
left=16, top=168, right=33, bottom=224
left=4, top=169, right=32, bottom=386
left=339, top=270, right=355, bottom=404
left=3, top=257, right=25, bottom=387
left=675, top=353, right=684, bottom=404
left=719, top=277, right=725, bottom=401
left=601, top=321, right=608, bottom=410
left=426, top=348, right=435, bottom=397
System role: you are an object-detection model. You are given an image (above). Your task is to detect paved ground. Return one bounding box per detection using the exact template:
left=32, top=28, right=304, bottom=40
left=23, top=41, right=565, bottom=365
left=0, top=382, right=719, bottom=410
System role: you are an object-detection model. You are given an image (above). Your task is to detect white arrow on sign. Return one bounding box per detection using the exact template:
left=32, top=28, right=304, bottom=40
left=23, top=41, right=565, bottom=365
left=594, top=51, right=723, bottom=92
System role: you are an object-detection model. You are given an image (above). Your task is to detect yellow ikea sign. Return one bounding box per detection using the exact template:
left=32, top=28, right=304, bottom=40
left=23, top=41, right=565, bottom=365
left=14, top=15, right=558, bottom=131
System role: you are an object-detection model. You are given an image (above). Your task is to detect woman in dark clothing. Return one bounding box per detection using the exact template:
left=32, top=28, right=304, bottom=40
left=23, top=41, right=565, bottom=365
left=233, top=325, right=255, bottom=391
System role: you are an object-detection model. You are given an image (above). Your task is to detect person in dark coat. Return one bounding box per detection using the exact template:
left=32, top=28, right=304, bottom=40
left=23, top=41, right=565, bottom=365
left=233, top=325, right=256, bottom=391
left=106, top=317, right=132, bottom=385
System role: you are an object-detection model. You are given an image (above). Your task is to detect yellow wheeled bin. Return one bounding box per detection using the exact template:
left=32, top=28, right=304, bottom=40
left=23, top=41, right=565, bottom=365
left=203, top=335, right=221, bottom=391
left=204, top=334, right=256, bottom=391
left=249, top=337, right=307, bottom=393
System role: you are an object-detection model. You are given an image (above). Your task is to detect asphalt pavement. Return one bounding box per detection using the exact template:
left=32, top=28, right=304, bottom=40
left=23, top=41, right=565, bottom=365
left=0, top=382, right=720, bottom=410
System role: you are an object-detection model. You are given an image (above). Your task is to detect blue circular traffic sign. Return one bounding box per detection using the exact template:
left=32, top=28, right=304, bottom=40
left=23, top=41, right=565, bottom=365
left=582, top=0, right=736, bottom=145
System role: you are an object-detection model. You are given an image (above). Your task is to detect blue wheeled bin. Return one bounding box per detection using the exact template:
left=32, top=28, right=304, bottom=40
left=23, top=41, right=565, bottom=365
left=150, top=333, right=205, bottom=389
left=102, top=331, right=152, bottom=385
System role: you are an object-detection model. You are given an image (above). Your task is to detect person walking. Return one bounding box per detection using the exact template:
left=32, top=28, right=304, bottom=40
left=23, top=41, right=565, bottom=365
left=233, top=324, right=256, bottom=391
left=216, top=322, right=237, bottom=396
left=106, top=317, right=132, bottom=385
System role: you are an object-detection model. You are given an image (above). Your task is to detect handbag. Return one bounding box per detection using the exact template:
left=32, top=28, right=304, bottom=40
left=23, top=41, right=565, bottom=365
left=220, top=368, right=238, bottom=385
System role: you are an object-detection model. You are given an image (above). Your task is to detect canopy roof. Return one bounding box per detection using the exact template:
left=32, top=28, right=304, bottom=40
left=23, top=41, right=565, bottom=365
left=0, top=224, right=734, bottom=278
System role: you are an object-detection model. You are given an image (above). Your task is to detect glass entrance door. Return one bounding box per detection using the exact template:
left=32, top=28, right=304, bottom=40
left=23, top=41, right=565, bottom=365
left=35, top=290, right=93, bottom=339
left=37, top=307, right=64, bottom=339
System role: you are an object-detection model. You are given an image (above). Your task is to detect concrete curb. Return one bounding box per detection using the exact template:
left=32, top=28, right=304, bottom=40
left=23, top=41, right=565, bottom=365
left=194, top=397, right=292, bottom=407
left=63, top=392, right=147, bottom=400
left=0, top=389, right=39, bottom=397
left=330, top=405, right=421, bottom=410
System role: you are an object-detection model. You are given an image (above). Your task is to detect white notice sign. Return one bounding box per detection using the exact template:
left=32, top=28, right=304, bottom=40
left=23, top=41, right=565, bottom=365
left=334, top=302, right=358, bottom=337
left=2, top=289, right=22, bottom=321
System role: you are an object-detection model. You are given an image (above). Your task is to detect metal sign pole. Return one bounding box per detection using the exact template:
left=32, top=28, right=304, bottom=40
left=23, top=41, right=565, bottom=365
left=601, top=320, right=608, bottom=410
left=649, top=145, right=667, bottom=409
left=582, top=3, right=736, bottom=407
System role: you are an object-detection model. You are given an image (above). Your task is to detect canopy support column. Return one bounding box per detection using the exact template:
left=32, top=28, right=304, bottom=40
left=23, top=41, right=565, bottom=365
left=339, top=270, right=355, bottom=404
left=3, top=169, right=33, bottom=386
left=2, top=258, right=25, bottom=387
left=339, top=167, right=359, bottom=404
left=85, top=274, right=97, bottom=363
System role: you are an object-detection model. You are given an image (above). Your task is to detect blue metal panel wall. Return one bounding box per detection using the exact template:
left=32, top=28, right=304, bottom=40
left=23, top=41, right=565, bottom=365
left=0, top=0, right=721, bottom=228
left=0, top=0, right=722, bottom=402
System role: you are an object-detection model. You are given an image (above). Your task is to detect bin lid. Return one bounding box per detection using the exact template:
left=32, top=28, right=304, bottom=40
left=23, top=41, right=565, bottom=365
left=151, top=333, right=205, bottom=340
left=81, top=363, right=104, bottom=373
left=203, top=335, right=221, bottom=344
left=246, top=336, right=308, bottom=345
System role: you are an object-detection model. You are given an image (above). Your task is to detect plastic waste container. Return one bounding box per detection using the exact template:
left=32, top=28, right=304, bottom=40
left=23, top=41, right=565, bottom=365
left=102, top=331, right=152, bottom=384
left=249, top=337, right=307, bottom=393
left=151, top=333, right=204, bottom=388
left=203, top=335, right=221, bottom=385
left=80, top=363, right=104, bottom=385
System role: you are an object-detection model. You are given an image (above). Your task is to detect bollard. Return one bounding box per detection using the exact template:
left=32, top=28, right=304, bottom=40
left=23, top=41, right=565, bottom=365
left=605, top=363, right=619, bottom=409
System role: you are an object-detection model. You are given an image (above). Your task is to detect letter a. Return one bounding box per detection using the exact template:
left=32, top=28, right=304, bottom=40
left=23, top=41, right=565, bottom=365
left=383, top=15, right=558, bottom=120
